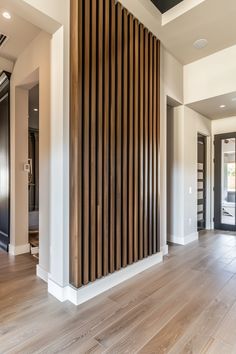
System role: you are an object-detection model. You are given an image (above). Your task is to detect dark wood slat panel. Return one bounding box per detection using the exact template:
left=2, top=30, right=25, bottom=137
left=70, top=0, right=82, bottom=287
left=70, top=0, right=161, bottom=288
left=139, top=24, right=144, bottom=260
left=133, top=19, right=139, bottom=262
left=152, top=38, right=157, bottom=254
left=148, top=34, right=153, bottom=256
left=128, top=14, right=134, bottom=265
left=90, top=0, right=97, bottom=281
left=97, top=0, right=104, bottom=279
left=83, top=0, right=90, bottom=285
left=143, top=29, right=149, bottom=258
left=116, top=3, right=122, bottom=270
left=109, top=0, right=116, bottom=274
left=157, top=40, right=161, bottom=252
left=122, top=8, right=128, bottom=268
left=103, top=0, right=110, bottom=276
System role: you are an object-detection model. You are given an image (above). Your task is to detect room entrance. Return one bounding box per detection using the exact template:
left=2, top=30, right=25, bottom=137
left=214, top=132, right=236, bottom=231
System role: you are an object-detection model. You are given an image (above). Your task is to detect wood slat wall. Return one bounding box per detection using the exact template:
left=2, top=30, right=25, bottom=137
left=70, top=0, right=161, bottom=288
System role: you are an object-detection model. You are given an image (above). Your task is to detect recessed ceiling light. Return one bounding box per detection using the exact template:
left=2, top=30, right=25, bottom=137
left=193, top=38, right=208, bottom=49
left=34, top=108, right=38, bottom=112
left=220, top=105, right=226, bottom=108
left=2, top=11, right=11, bottom=20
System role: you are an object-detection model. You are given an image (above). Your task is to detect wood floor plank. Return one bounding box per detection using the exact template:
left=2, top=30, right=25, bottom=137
left=1, top=231, right=236, bottom=353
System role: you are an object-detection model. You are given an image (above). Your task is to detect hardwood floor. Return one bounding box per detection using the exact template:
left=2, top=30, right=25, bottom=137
left=2, top=230, right=236, bottom=353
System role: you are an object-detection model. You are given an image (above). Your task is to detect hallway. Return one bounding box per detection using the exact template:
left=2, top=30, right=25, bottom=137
left=1, top=231, right=236, bottom=353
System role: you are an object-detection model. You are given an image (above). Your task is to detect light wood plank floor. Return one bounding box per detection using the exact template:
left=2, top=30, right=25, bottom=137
left=2, top=230, right=236, bottom=353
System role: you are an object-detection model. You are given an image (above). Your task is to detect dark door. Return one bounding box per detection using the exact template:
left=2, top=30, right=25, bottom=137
left=0, top=83, right=10, bottom=250
left=197, top=134, right=206, bottom=230
left=214, top=133, right=236, bottom=231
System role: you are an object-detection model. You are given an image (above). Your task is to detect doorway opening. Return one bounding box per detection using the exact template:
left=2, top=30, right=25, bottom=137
left=28, top=84, right=39, bottom=257
left=214, top=132, right=236, bottom=231
left=197, top=134, right=206, bottom=231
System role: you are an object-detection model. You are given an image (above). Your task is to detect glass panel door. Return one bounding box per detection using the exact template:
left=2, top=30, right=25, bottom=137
left=214, top=133, right=236, bottom=231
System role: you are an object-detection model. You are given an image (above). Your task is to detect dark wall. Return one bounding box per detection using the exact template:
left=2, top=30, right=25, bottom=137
left=70, top=0, right=160, bottom=288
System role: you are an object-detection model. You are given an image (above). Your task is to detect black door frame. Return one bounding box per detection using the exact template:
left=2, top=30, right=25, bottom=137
left=0, top=71, right=11, bottom=251
left=214, top=132, right=236, bottom=231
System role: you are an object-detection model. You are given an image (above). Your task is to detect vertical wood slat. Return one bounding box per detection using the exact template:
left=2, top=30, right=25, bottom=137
left=70, top=0, right=161, bottom=288
left=148, top=34, right=153, bottom=256
left=134, top=19, right=139, bottom=262
left=70, top=0, right=82, bottom=287
left=139, top=24, right=144, bottom=260
left=144, top=29, right=149, bottom=258
left=116, top=3, right=122, bottom=270
left=122, top=9, right=128, bottom=268
left=90, top=0, right=97, bottom=282
left=103, top=0, right=110, bottom=276
left=83, top=0, right=90, bottom=285
left=97, top=0, right=104, bottom=279
left=109, top=0, right=116, bottom=274
left=128, top=14, right=134, bottom=265
left=152, top=38, right=157, bottom=254
left=157, top=40, right=161, bottom=252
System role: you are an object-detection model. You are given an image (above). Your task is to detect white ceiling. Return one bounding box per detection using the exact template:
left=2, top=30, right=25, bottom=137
left=140, top=0, right=236, bottom=64
left=187, top=92, right=236, bottom=120
left=0, top=3, right=40, bottom=62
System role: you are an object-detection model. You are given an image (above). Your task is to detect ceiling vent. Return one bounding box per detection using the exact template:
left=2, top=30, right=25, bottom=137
left=0, top=33, right=9, bottom=48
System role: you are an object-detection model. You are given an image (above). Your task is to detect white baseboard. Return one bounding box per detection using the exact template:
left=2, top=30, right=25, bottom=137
left=9, top=243, right=30, bottom=256
left=161, top=244, right=169, bottom=255
left=36, top=265, right=48, bottom=283
left=48, top=252, right=163, bottom=306
left=170, top=232, right=199, bottom=245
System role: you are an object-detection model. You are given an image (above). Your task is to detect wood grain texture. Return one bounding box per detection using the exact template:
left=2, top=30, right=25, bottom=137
left=70, top=0, right=82, bottom=287
left=70, top=0, right=161, bottom=286
left=122, top=9, right=128, bottom=268
left=134, top=19, right=139, bottom=262
left=97, top=0, right=104, bottom=279
left=116, top=3, right=122, bottom=271
left=3, top=231, right=236, bottom=353
left=83, top=0, right=90, bottom=285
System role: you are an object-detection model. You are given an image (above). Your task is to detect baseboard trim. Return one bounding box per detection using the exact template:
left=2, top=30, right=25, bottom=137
left=48, top=252, right=163, bottom=306
left=161, top=244, right=169, bottom=255
left=9, top=243, right=30, bottom=256
left=170, top=232, right=199, bottom=245
left=36, top=265, right=48, bottom=283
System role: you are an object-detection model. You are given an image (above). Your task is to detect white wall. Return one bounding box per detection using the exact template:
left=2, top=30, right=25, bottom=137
left=167, top=106, right=212, bottom=244
left=0, top=57, right=14, bottom=73
left=212, top=116, right=236, bottom=135
left=184, top=44, right=236, bottom=104
left=16, top=0, right=70, bottom=287
left=10, top=31, right=51, bottom=275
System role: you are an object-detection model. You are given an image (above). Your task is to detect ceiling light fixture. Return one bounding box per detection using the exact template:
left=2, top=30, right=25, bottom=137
left=193, top=38, right=208, bottom=49
left=2, top=11, right=11, bottom=20
left=220, top=105, right=226, bottom=108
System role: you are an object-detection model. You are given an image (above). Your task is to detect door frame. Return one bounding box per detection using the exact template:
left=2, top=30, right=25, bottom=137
left=214, top=132, right=236, bottom=231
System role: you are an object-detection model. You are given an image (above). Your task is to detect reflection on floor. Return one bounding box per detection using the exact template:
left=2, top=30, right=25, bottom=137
left=1, top=230, right=236, bottom=353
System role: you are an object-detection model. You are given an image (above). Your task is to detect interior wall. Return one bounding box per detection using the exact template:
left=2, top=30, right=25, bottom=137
left=212, top=116, right=236, bottom=135
left=0, top=57, right=14, bottom=73
left=16, top=0, right=70, bottom=287
left=10, top=31, right=51, bottom=274
left=167, top=105, right=211, bottom=244
left=184, top=44, right=236, bottom=104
